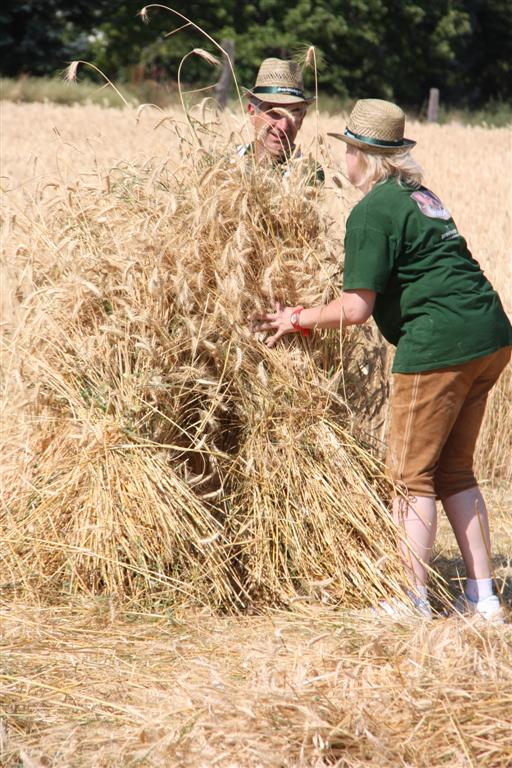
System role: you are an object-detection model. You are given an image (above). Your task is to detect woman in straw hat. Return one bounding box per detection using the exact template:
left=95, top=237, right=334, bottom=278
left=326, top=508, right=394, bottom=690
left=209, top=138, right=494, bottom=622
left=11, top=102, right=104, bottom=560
left=252, top=98, right=512, bottom=621
left=238, top=57, right=324, bottom=183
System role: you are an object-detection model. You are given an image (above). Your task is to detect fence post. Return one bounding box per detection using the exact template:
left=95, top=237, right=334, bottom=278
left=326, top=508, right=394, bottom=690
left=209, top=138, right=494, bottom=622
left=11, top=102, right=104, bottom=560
left=215, top=40, right=235, bottom=110
left=427, top=88, right=439, bottom=122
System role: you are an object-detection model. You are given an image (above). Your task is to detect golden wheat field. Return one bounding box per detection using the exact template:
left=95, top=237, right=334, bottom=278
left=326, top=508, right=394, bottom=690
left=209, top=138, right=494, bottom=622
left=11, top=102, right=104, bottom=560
left=1, top=100, right=512, bottom=767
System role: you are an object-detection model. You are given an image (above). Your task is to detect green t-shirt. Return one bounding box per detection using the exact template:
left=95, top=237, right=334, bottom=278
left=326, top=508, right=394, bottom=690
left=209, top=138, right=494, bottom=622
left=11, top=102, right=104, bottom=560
left=343, top=178, right=512, bottom=373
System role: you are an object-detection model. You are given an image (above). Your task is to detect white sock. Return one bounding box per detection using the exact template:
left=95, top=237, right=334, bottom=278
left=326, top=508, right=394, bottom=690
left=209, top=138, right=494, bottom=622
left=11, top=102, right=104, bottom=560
left=465, top=577, right=493, bottom=602
left=407, top=585, right=429, bottom=605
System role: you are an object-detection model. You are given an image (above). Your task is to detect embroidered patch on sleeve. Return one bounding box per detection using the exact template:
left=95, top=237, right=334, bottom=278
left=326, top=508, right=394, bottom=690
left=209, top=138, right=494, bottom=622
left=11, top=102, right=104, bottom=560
left=411, top=189, right=451, bottom=220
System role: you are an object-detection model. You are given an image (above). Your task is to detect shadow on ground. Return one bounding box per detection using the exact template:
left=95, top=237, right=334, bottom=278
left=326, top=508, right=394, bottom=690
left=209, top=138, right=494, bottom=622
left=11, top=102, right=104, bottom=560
left=430, top=552, right=512, bottom=614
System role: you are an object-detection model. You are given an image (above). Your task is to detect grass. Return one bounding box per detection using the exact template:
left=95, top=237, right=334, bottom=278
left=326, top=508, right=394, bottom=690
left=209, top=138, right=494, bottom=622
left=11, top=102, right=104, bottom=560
left=0, top=75, right=180, bottom=109
left=2, top=75, right=511, bottom=127
left=437, top=100, right=512, bottom=128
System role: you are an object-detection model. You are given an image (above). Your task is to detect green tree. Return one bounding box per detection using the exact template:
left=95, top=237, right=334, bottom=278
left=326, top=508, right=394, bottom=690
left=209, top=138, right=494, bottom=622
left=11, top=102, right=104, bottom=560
left=0, top=0, right=108, bottom=76
left=464, top=0, right=512, bottom=103
left=1, top=0, right=510, bottom=108
left=89, top=2, right=234, bottom=83
left=377, top=0, right=472, bottom=105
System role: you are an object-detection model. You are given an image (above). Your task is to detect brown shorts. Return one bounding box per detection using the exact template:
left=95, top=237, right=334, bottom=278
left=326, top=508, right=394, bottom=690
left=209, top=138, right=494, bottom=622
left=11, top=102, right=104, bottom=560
left=386, top=347, right=511, bottom=499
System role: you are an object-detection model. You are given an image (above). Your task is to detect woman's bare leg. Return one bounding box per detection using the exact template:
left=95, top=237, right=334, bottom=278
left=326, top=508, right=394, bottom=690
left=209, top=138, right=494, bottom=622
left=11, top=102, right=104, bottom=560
left=393, top=495, right=437, bottom=587
left=441, top=485, right=492, bottom=580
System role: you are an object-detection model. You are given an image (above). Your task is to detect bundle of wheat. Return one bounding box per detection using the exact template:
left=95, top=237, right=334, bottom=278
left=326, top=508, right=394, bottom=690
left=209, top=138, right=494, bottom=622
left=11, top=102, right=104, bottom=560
left=1, top=113, right=402, bottom=609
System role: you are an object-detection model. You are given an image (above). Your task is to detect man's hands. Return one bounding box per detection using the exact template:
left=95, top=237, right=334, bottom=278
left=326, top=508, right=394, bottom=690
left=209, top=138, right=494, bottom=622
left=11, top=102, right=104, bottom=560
left=251, top=302, right=295, bottom=348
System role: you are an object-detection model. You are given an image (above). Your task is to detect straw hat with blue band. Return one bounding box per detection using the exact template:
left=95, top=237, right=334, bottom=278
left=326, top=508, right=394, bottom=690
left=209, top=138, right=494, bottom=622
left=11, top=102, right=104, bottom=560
left=328, top=99, right=416, bottom=154
left=244, top=58, right=315, bottom=105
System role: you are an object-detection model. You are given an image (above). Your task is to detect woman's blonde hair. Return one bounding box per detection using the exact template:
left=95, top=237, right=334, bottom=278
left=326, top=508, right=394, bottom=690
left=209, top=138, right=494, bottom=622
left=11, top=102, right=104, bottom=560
left=355, top=149, right=423, bottom=192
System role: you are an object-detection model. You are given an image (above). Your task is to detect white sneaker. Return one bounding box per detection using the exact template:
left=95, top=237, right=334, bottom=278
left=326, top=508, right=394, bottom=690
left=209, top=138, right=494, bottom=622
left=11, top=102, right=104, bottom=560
left=376, top=595, right=433, bottom=621
left=453, top=593, right=505, bottom=624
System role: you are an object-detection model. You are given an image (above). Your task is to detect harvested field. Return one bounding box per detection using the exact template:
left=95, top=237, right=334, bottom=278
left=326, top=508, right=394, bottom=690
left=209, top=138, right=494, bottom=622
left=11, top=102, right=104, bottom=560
left=1, top=101, right=511, bottom=766
left=2, top=489, right=512, bottom=767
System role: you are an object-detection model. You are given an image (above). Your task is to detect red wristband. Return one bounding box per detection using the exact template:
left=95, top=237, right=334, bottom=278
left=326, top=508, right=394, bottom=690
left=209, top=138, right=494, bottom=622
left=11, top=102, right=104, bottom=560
left=290, top=306, right=310, bottom=337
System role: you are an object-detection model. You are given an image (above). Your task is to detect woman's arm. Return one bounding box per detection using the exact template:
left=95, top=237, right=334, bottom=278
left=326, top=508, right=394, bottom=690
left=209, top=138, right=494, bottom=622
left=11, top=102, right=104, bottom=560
left=252, top=289, right=376, bottom=348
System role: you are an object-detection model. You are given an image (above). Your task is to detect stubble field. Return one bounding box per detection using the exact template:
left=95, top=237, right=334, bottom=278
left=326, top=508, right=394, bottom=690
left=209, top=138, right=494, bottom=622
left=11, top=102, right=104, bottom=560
left=1, top=101, right=511, bottom=767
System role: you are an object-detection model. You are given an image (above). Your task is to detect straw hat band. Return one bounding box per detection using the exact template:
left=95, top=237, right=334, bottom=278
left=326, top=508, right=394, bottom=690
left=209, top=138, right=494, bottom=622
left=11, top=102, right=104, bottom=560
left=344, top=127, right=405, bottom=147
left=253, top=85, right=305, bottom=99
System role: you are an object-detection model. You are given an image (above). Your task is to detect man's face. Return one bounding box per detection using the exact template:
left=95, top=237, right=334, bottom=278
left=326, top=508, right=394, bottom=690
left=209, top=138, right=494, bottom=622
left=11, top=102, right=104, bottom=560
left=248, top=100, right=307, bottom=159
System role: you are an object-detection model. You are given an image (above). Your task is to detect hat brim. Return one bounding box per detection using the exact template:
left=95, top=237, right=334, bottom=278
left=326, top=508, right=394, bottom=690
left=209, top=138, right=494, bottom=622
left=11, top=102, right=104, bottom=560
left=243, top=87, right=315, bottom=105
left=327, top=132, right=416, bottom=154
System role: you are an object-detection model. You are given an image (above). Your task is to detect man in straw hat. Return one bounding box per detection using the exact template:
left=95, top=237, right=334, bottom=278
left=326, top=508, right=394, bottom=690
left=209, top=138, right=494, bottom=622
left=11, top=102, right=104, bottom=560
left=238, top=57, right=324, bottom=183
left=252, top=98, right=512, bottom=622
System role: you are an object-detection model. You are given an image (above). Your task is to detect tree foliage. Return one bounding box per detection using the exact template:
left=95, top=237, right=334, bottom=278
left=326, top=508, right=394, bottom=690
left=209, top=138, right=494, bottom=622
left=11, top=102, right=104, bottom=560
left=0, top=0, right=109, bottom=77
left=0, top=0, right=510, bottom=106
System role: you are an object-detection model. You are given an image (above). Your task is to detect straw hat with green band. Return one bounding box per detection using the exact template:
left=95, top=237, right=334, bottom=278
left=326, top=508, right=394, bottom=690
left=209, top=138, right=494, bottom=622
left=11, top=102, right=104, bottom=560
left=244, top=58, right=315, bottom=105
left=328, top=99, right=416, bottom=154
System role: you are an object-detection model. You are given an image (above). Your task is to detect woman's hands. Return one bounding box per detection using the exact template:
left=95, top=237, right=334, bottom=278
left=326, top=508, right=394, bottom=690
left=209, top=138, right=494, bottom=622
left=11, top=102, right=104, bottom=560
left=251, top=291, right=376, bottom=347
left=251, top=302, right=295, bottom=348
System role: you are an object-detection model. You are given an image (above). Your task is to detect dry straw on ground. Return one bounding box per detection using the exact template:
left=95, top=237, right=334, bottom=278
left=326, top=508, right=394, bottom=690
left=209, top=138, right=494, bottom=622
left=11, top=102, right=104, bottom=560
left=2, top=584, right=512, bottom=767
